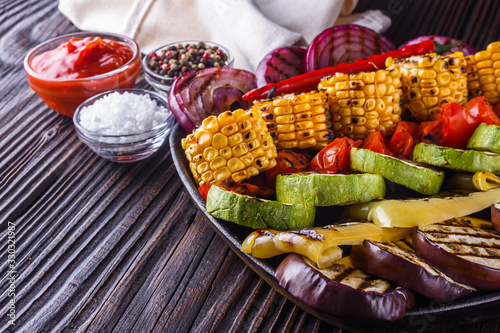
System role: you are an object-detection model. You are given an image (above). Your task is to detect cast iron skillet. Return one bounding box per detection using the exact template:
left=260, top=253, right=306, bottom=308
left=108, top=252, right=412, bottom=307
left=170, top=123, right=500, bottom=332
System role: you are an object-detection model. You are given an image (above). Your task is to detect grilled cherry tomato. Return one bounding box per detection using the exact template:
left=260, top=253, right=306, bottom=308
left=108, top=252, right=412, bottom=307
left=311, top=137, right=362, bottom=174
left=219, top=183, right=262, bottom=197
left=421, top=97, right=500, bottom=149
left=266, top=150, right=311, bottom=187
left=198, top=183, right=212, bottom=201
left=388, top=121, right=420, bottom=159
left=199, top=182, right=267, bottom=202
left=465, top=96, right=500, bottom=126
left=361, top=131, right=396, bottom=156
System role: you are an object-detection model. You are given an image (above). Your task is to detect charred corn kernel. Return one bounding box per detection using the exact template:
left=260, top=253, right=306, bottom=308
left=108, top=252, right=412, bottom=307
left=228, top=158, right=245, bottom=172
left=219, top=146, right=232, bottom=159
left=277, top=132, right=297, bottom=142
left=232, top=142, right=248, bottom=157
left=201, top=170, right=213, bottom=184
left=228, top=133, right=243, bottom=147
left=203, top=147, right=218, bottom=161
left=247, top=139, right=260, bottom=151
left=231, top=170, right=248, bottom=183
left=212, top=133, right=227, bottom=149
left=253, top=90, right=334, bottom=150
left=319, top=69, right=403, bottom=140
left=251, top=147, right=265, bottom=158
left=387, top=52, right=467, bottom=122
left=201, top=116, right=219, bottom=133
left=213, top=167, right=231, bottom=182
left=183, top=108, right=278, bottom=185
left=240, top=152, right=254, bottom=166
left=221, top=123, right=238, bottom=136
left=197, top=162, right=209, bottom=175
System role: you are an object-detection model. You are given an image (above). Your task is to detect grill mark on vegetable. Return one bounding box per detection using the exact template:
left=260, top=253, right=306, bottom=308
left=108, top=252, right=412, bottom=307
left=357, top=279, right=375, bottom=291
left=271, top=52, right=303, bottom=79
left=429, top=237, right=500, bottom=251
left=375, top=240, right=475, bottom=286
left=437, top=243, right=500, bottom=260
left=425, top=229, right=500, bottom=241
left=332, top=267, right=356, bottom=283
left=256, top=230, right=276, bottom=237
left=289, top=229, right=323, bottom=241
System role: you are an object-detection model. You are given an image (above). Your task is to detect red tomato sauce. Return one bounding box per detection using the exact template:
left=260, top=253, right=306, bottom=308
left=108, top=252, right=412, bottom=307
left=26, top=35, right=141, bottom=117
left=31, top=37, right=133, bottom=79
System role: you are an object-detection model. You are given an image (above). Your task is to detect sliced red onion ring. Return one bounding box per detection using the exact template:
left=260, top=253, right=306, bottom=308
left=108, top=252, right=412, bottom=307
left=255, top=46, right=306, bottom=87
left=192, top=68, right=256, bottom=118
left=211, top=86, right=252, bottom=112
left=399, top=35, right=476, bottom=56
left=305, top=24, right=396, bottom=72
left=167, top=68, right=256, bottom=133
left=168, top=70, right=200, bottom=133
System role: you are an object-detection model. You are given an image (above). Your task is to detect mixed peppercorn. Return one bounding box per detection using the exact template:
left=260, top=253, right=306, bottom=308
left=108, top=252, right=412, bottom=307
left=147, top=42, right=229, bottom=80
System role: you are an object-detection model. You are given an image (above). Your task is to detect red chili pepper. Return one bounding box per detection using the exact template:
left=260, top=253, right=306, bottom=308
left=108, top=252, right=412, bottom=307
left=243, top=40, right=436, bottom=101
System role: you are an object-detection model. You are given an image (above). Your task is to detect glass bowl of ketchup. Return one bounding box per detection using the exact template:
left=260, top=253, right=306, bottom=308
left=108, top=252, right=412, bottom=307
left=24, top=31, right=142, bottom=117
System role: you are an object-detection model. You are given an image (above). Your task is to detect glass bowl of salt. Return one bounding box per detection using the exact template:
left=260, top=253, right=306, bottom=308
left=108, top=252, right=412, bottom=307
left=73, top=89, right=175, bottom=163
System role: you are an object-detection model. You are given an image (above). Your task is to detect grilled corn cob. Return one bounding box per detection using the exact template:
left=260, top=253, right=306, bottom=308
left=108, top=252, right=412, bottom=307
left=318, top=69, right=403, bottom=140
left=252, top=90, right=334, bottom=150
left=386, top=52, right=467, bottom=122
left=466, top=41, right=500, bottom=104
left=181, top=108, right=278, bottom=185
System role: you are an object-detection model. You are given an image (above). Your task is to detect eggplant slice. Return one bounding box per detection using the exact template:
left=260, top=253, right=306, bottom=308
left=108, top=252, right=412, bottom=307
left=275, top=254, right=414, bottom=321
left=351, top=238, right=477, bottom=301
left=413, top=217, right=500, bottom=291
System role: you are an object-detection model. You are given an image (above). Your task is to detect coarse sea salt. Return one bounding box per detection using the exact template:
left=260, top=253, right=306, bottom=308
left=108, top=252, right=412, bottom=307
left=79, top=91, right=170, bottom=138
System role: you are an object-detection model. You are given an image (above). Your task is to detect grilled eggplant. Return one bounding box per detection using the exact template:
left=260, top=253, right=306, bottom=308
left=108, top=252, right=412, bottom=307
left=275, top=254, right=415, bottom=321
left=413, top=217, right=500, bottom=291
left=351, top=238, right=477, bottom=301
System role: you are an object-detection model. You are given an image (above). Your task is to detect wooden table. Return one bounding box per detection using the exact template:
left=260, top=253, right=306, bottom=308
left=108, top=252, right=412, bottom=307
left=1, top=0, right=499, bottom=332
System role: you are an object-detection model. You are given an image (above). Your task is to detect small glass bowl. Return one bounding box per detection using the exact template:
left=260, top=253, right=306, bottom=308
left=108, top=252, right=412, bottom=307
left=73, top=89, right=175, bottom=163
left=24, top=31, right=142, bottom=117
left=142, top=40, right=234, bottom=95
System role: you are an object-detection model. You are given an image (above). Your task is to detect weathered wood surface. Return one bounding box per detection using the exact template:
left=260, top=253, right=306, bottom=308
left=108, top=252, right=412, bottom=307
left=0, top=0, right=499, bottom=332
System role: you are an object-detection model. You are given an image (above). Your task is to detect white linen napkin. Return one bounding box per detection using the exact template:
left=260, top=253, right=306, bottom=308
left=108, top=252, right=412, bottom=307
left=58, top=0, right=391, bottom=72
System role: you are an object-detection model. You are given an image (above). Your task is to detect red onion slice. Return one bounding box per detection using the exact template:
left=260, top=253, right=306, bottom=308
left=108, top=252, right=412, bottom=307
left=168, top=70, right=200, bottom=133
left=211, top=86, right=252, bottom=112
left=167, top=68, right=256, bottom=133
left=305, top=24, right=396, bottom=72
left=399, top=35, right=476, bottom=56
left=255, top=46, right=306, bottom=87
left=192, top=68, right=256, bottom=118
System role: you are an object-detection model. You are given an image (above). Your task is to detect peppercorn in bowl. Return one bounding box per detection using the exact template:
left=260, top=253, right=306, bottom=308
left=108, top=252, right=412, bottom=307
left=73, top=89, right=175, bottom=163
left=143, top=41, right=234, bottom=95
